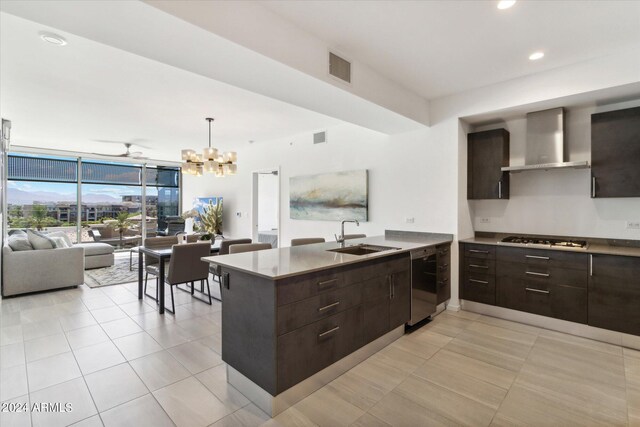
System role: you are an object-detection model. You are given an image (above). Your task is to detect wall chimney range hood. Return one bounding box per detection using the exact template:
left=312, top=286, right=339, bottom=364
left=502, top=107, right=589, bottom=172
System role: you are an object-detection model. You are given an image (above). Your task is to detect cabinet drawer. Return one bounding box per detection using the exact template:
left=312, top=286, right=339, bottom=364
left=497, top=246, right=588, bottom=270
left=343, top=254, right=409, bottom=284
left=277, top=270, right=345, bottom=306
left=496, top=277, right=587, bottom=324
left=436, top=243, right=451, bottom=258
left=277, top=284, right=362, bottom=335
left=463, top=244, right=496, bottom=260
left=591, top=254, right=640, bottom=279
left=465, top=258, right=496, bottom=275
left=277, top=306, right=363, bottom=392
left=497, top=261, right=587, bottom=289
left=461, top=272, right=496, bottom=305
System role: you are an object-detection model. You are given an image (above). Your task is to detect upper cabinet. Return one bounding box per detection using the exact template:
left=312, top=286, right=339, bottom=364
left=467, top=129, right=510, bottom=200
left=591, top=106, right=640, bottom=198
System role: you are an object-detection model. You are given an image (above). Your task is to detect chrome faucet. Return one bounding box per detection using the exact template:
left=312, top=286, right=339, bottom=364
left=335, top=219, right=360, bottom=246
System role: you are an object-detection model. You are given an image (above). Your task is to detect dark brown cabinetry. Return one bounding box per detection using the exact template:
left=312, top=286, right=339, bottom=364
left=460, top=243, right=497, bottom=305
left=222, top=252, right=411, bottom=395
left=467, top=129, right=510, bottom=200
left=436, top=243, right=451, bottom=304
left=588, top=254, right=640, bottom=336
left=496, top=247, right=588, bottom=324
left=591, top=106, right=640, bottom=198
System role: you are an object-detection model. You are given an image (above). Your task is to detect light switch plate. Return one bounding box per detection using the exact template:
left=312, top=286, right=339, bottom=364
left=626, top=221, right=640, bottom=229
left=480, top=218, right=491, bottom=224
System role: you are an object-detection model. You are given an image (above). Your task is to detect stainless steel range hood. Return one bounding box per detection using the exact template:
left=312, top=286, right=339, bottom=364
left=502, top=107, right=589, bottom=172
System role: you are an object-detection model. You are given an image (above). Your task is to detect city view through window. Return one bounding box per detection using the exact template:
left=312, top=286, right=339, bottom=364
left=7, top=154, right=180, bottom=250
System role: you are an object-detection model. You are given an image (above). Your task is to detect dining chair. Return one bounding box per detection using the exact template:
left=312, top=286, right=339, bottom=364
left=209, top=238, right=252, bottom=282
left=143, top=235, right=200, bottom=301
left=163, top=242, right=212, bottom=314
left=228, top=243, right=272, bottom=254
left=290, top=237, right=325, bottom=246
left=343, top=234, right=367, bottom=240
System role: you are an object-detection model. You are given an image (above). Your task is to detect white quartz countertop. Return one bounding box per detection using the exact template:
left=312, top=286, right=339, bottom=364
left=202, top=234, right=452, bottom=279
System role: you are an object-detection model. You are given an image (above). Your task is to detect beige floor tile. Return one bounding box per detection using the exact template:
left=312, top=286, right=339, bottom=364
left=22, top=320, right=63, bottom=341
left=475, top=314, right=542, bottom=336
left=368, top=344, right=426, bottom=374
left=73, top=341, right=126, bottom=375
left=69, top=415, right=104, bottom=427
left=55, top=300, right=88, bottom=316
left=426, top=349, right=516, bottom=389
left=175, top=317, right=218, bottom=340
left=210, top=403, right=270, bottom=427
left=112, top=331, right=162, bottom=360
left=20, top=306, right=60, bottom=324
left=82, top=296, right=116, bottom=311
left=146, top=323, right=194, bottom=348
left=394, top=374, right=496, bottom=426
left=444, top=331, right=529, bottom=372
left=59, top=311, right=98, bottom=332
left=539, top=328, right=623, bottom=356
left=195, top=364, right=250, bottom=412
left=528, top=336, right=626, bottom=389
left=26, top=351, right=81, bottom=392
left=1, top=365, right=28, bottom=401
left=516, top=363, right=628, bottom=424
left=0, top=394, right=31, bottom=427
left=388, top=333, right=442, bottom=360
left=261, top=406, right=317, bottom=427
left=130, top=311, right=176, bottom=330
left=466, top=321, right=538, bottom=346
left=24, top=333, right=70, bottom=362
left=1, top=311, right=22, bottom=328
left=625, top=347, right=640, bottom=359
left=153, top=376, right=232, bottom=427
left=195, top=332, right=222, bottom=354
left=66, top=325, right=110, bottom=350
left=30, top=377, right=97, bottom=427
left=423, top=313, right=473, bottom=338
left=0, top=342, right=25, bottom=369
left=90, top=306, right=127, bottom=324
left=101, top=317, right=143, bottom=339
left=413, top=358, right=508, bottom=409
left=130, top=350, right=191, bottom=391
left=101, top=394, right=174, bottom=427
left=168, top=341, right=223, bottom=374
left=294, top=386, right=365, bottom=427
left=0, top=325, right=23, bottom=346
left=443, top=309, right=482, bottom=321
left=368, top=391, right=458, bottom=427
left=350, top=412, right=391, bottom=427
left=497, top=384, right=615, bottom=426
left=85, top=363, right=148, bottom=411
left=118, top=300, right=156, bottom=316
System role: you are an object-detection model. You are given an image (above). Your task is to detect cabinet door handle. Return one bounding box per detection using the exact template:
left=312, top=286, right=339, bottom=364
left=318, top=326, right=340, bottom=338
left=526, top=287, right=550, bottom=295
left=469, top=249, right=489, bottom=254
left=592, top=176, right=596, bottom=198
left=469, top=279, right=489, bottom=284
left=469, top=264, right=488, bottom=269
left=317, top=278, right=337, bottom=288
left=526, top=271, right=550, bottom=278
left=589, top=254, right=593, bottom=276
left=499, top=180, right=502, bottom=199
left=318, top=301, right=340, bottom=312
left=526, top=255, right=550, bottom=260
left=439, top=263, right=449, bottom=270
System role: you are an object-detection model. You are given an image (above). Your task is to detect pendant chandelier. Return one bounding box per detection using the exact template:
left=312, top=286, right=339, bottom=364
left=181, top=118, right=237, bottom=177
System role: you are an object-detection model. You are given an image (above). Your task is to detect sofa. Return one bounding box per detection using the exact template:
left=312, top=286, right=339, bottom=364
left=74, top=242, right=115, bottom=269
left=2, top=245, right=85, bottom=296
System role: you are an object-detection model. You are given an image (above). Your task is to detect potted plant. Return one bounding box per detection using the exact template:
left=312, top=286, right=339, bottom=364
left=199, top=200, right=223, bottom=240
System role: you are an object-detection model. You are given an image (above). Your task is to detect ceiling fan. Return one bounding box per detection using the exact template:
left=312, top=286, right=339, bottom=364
left=92, top=142, right=149, bottom=159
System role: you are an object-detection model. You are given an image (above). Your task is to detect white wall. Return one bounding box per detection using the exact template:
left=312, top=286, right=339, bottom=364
left=182, top=122, right=457, bottom=247
left=257, top=173, right=278, bottom=231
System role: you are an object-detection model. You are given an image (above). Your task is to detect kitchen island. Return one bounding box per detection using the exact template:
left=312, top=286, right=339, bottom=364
left=202, top=231, right=452, bottom=416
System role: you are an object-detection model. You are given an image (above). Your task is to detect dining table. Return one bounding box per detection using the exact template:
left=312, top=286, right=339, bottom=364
left=137, top=240, right=222, bottom=314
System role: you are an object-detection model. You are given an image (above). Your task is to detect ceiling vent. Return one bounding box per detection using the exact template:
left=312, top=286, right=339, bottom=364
left=313, top=131, right=327, bottom=144
left=329, top=52, right=351, bottom=83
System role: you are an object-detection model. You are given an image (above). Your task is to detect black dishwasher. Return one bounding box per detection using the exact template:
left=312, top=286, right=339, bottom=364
left=407, top=247, right=438, bottom=326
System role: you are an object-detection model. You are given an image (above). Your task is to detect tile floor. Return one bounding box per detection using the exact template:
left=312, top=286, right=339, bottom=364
left=1, top=273, right=639, bottom=426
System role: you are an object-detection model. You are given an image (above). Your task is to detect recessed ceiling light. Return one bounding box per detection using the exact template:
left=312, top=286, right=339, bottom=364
left=529, top=51, right=544, bottom=61
left=39, top=31, right=67, bottom=46
left=497, top=0, right=516, bottom=10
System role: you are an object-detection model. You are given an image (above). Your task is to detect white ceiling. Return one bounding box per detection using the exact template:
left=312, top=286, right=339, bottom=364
left=0, top=12, right=342, bottom=162
left=262, top=0, right=640, bottom=100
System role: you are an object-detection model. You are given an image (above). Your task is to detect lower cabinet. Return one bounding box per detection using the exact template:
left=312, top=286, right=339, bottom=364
left=589, top=254, right=640, bottom=336
left=363, top=268, right=411, bottom=342
left=436, top=243, right=451, bottom=304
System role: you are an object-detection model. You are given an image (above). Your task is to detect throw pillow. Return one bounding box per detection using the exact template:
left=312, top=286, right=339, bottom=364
left=47, top=231, right=73, bottom=247
left=49, top=236, right=70, bottom=248
left=7, top=234, right=33, bottom=251
left=26, top=229, right=56, bottom=250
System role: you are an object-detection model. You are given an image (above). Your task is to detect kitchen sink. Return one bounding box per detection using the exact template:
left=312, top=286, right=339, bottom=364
left=327, top=244, right=400, bottom=256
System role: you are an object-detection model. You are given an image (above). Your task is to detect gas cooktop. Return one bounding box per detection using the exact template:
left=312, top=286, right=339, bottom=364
left=500, top=236, right=588, bottom=249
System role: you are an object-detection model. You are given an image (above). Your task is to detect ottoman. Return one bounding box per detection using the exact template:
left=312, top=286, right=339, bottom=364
left=74, top=243, right=115, bottom=269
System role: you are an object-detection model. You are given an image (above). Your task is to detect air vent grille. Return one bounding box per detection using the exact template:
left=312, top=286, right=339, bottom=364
left=329, top=52, right=351, bottom=83
left=313, top=131, right=327, bottom=144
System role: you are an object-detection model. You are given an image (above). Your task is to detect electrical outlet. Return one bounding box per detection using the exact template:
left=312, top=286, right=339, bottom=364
left=405, top=217, right=415, bottom=224
left=480, top=218, right=491, bottom=224
left=236, top=212, right=242, bottom=217
left=627, top=221, right=640, bottom=230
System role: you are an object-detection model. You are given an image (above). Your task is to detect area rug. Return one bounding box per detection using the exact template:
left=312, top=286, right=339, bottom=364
left=84, top=258, right=139, bottom=288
